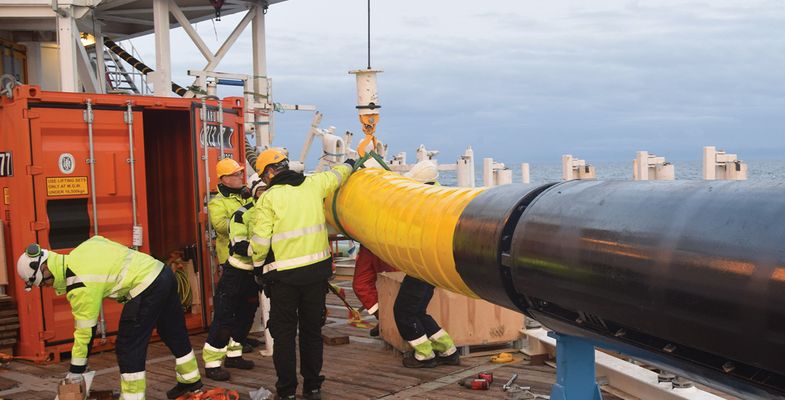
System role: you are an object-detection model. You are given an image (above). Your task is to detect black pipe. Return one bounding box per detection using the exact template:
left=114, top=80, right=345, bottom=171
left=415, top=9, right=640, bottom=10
left=453, top=183, right=555, bottom=310
left=454, top=180, right=785, bottom=399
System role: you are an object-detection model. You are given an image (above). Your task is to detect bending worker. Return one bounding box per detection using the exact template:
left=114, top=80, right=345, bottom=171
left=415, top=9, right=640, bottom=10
left=395, top=161, right=460, bottom=368
left=353, top=246, right=396, bottom=337
left=16, top=236, right=202, bottom=399
left=201, top=175, right=266, bottom=381
left=250, top=148, right=353, bottom=400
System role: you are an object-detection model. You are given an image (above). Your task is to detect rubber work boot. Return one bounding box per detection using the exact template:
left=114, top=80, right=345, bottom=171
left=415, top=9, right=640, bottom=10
left=274, top=394, right=296, bottom=400
left=369, top=325, right=380, bottom=337
left=166, top=379, right=203, bottom=399
left=402, top=353, right=437, bottom=368
left=224, top=357, right=255, bottom=369
left=242, top=343, right=253, bottom=353
left=205, top=367, right=230, bottom=381
left=303, top=388, right=322, bottom=400
left=436, top=351, right=461, bottom=366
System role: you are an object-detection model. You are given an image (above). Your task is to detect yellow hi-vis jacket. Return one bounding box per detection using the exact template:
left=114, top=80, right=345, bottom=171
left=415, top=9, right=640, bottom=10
left=48, top=236, right=164, bottom=371
left=251, top=165, right=352, bottom=274
left=208, top=185, right=246, bottom=264
left=227, top=201, right=259, bottom=271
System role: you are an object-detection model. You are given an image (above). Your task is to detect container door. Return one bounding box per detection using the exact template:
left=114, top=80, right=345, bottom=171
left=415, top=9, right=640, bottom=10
left=191, top=99, right=245, bottom=323
left=28, top=103, right=148, bottom=351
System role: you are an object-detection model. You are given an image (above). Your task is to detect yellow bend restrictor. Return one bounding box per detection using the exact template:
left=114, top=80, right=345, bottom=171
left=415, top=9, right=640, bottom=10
left=325, top=167, right=487, bottom=297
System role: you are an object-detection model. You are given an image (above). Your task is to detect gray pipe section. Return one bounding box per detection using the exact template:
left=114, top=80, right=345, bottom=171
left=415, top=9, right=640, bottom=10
left=454, top=180, right=785, bottom=399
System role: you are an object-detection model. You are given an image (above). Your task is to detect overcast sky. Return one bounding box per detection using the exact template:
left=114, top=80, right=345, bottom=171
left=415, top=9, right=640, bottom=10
left=132, top=0, right=785, bottom=166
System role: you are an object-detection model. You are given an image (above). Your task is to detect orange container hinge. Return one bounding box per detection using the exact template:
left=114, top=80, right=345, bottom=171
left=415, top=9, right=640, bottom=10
left=25, top=165, right=43, bottom=175
left=22, top=109, right=40, bottom=120
left=29, top=221, right=46, bottom=231
left=39, top=330, right=55, bottom=341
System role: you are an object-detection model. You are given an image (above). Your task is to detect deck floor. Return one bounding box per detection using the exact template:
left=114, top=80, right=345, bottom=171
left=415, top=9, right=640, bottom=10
left=0, top=278, right=622, bottom=399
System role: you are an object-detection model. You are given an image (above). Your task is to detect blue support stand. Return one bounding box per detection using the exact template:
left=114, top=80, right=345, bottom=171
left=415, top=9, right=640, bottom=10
left=549, top=331, right=604, bottom=400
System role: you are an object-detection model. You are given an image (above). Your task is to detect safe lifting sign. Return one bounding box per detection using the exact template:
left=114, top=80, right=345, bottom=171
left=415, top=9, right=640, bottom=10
left=46, top=176, right=89, bottom=196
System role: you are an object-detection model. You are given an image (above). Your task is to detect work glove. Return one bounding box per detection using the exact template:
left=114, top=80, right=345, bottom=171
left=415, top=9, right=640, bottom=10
left=240, top=186, right=252, bottom=199
left=232, top=241, right=251, bottom=257
left=253, top=268, right=266, bottom=292
left=254, top=274, right=264, bottom=290
left=344, top=158, right=356, bottom=168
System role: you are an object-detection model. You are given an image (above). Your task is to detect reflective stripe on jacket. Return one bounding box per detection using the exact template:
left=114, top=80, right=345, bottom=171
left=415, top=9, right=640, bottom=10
left=251, top=164, right=352, bottom=273
left=48, top=236, right=163, bottom=369
left=208, top=187, right=245, bottom=264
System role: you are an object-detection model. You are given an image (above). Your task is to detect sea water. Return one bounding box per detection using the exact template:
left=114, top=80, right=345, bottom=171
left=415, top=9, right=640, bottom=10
left=437, top=159, right=785, bottom=187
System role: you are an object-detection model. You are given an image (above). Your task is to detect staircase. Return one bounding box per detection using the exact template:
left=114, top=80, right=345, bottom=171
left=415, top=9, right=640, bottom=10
left=89, top=41, right=150, bottom=95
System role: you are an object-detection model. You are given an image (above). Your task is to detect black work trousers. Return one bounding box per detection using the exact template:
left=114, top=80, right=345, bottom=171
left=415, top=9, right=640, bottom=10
left=206, top=266, right=260, bottom=349
left=116, top=267, right=193, bottom=373
left=268, top=279, right=328, bottom=396
left=393, top=275, right=441, bottom=341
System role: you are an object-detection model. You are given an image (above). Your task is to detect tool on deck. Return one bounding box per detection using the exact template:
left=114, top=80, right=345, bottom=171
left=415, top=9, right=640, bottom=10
left=459, top=378, right=490, bottom=390
left=327, top=282, right=372, bottom=328
left=503, top=373, right=519, bottom=391
left=458, top=372, right=494, bottom=390
left=491, top=352, right=514, bottom=363
left=176, top=387, right=239, bottom=400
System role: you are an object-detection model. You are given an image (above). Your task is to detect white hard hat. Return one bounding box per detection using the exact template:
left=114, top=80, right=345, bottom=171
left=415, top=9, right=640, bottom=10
left=247, top=173, right=265, bottom=191
left=405, top=160, right=439, bottom=183
left=17, top=244, right=49, bottom=291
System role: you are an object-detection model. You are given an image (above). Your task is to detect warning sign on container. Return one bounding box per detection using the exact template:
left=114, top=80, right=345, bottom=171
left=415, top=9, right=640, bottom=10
left=46, top=176, right=88, bottom=196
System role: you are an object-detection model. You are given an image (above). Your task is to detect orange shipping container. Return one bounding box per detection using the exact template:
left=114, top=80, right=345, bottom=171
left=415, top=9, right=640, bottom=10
left=0, top=85, right=246, bottom=361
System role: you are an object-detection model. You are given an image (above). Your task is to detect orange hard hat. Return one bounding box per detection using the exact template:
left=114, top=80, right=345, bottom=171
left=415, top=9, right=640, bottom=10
left=255, top=148, right=288, bottom=174
left=216, top=158, right=244, bottom=178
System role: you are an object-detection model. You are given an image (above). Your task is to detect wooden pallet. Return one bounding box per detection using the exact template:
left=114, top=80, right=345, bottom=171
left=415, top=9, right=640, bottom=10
left=0, top=296, right=18, bottom=353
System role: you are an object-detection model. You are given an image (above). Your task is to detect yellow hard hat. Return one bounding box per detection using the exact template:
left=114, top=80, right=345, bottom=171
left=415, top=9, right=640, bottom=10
left=255, top=148, right=288, bottom=174
left=216, top=158, right=244, bottom=178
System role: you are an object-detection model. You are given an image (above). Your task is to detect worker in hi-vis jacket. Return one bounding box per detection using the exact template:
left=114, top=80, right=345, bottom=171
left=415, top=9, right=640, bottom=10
left=207, top=157, right=263, bottom=354
left=250, top=148, right=353, bottom=400
left=201, top=174, right=266, bottom=381
left=15, top=236, right=202, bottom=399
left=208, top=158, right=248, bottom=266
left=394, top=160, right=461, bottom=368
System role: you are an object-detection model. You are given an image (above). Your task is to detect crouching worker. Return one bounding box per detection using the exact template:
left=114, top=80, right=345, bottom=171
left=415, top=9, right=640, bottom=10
left=395, top=160, right=460, bottom=368
left=16, top=236, right=202, bottom=399
left=201, top=175, right=266, bottom=381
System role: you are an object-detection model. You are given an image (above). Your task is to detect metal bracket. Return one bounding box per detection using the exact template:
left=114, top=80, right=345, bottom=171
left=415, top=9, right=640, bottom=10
left=22, top=109, right=40, bottom=120
left=549, top=332, right=603, bottom=400
left=25, top=165, right=43, bottom=175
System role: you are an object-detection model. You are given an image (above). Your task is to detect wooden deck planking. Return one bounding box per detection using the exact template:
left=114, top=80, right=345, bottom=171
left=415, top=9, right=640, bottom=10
left=0, top=277, right=626, bottom=399
left=0, top=325, right=606, bottom=400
